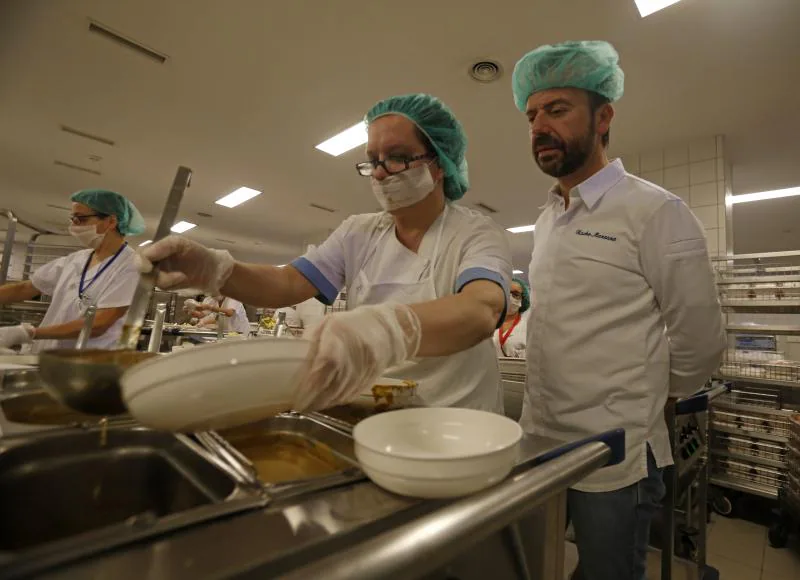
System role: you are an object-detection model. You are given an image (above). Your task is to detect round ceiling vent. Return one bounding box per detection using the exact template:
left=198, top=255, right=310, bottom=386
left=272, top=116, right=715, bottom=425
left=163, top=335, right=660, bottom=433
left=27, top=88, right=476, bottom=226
left=469, top=60, right=502, bottom=83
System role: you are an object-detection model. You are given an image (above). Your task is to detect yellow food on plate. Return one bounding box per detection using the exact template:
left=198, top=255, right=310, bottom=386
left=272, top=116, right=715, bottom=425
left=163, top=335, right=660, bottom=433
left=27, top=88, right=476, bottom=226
left=371, top=380, right=417, bottom=409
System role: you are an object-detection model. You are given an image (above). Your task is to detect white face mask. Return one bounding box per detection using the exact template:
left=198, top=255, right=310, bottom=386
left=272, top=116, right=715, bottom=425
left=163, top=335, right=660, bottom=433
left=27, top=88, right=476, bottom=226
left=508, top=296, right=522, bottom=314
left=371, top=164, right=436, bottom=212
left=68, top=224, right=105, bottom=249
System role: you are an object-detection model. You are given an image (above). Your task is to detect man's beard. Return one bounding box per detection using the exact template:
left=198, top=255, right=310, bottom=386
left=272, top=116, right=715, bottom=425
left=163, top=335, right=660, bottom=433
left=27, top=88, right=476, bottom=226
left=532, top=123, right=595, bottom=178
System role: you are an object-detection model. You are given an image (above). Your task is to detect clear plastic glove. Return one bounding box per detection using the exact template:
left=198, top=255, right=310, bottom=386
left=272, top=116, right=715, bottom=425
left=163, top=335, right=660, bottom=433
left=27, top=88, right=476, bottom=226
left=135, top=235, right=235, bottom=294
left=292, top=303, right=421, bottom=412
left=182, top=298, right=201, bottom=313
left=0, top=324, right=34, bottom=348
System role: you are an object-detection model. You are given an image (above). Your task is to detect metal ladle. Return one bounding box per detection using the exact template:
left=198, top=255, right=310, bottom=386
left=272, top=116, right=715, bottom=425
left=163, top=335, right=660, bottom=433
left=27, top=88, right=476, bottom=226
left=38, top=166, right=192, bottom=415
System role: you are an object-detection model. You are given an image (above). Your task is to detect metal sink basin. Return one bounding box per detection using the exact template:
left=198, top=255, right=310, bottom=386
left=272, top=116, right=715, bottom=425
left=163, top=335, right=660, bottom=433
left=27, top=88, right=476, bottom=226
left=0, top=426, right=263, bottom=577
left=0, top=369, right=41, bottom=392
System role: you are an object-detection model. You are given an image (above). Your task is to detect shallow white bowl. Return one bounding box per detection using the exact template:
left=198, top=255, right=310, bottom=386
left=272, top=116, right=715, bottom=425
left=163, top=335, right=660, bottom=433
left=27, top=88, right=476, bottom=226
left=122, top=337, right=310, bottom=432
left=353, top=407, right=522, bottom=498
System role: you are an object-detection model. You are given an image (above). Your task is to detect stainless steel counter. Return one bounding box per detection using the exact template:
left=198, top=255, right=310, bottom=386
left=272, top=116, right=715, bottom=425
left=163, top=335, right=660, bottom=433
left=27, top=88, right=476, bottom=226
left=16, top=432, right=618, bottom=580
left=0, top=370, right=623, bottom=580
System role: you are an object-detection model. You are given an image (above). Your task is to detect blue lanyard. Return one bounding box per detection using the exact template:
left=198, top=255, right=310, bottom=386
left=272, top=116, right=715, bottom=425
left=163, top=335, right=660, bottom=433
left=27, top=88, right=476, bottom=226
left=79, top=243, right=127, bottom=299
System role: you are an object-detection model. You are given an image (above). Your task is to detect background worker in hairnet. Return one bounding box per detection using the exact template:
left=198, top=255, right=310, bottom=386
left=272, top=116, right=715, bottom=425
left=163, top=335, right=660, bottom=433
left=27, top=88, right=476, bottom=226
left=492, top=276, right=529, bottom=358
left=0, top=189, right=145, bottom=351
left=511, top=42, right=724, bottom=580
left=139, top=93, right=512, bottom=412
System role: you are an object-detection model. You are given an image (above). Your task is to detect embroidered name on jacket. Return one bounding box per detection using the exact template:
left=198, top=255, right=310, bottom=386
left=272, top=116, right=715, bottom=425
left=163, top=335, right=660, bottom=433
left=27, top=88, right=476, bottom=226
left=576, top=229, right=617, bottom=242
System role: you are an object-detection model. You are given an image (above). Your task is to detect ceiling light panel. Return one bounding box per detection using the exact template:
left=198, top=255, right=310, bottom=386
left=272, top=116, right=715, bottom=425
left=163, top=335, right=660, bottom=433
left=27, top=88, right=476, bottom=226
left=513, top=269, right=524, bottom=274
left=315, top=122, right=368, bottom=157
left=171, top=221, right=196, bottom=233
left=216, top=186, right=262, bottom=208
left=139, top=240, right=153, bottom=247
left=506, top=225, right=536, bottom=234
left=728, top=187, right=800, bottom=205
left=634, top=0, right=683, bottom=18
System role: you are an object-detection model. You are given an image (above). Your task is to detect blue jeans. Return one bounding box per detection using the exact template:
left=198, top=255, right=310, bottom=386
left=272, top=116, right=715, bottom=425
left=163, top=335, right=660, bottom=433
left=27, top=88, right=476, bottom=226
left=569, top=447, right=665, bottom=580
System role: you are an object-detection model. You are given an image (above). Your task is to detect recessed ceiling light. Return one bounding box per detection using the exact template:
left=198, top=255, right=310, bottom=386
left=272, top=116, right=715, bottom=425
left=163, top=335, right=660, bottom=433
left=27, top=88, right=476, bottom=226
left=215, top=186, right=262, bottom=208
left=315, top=121, right=367, bottom=157
left=513, top=269, right=523, bottom=275
left=139, top=240, right=153, bottom=247
left=171, top=221, right=196, bottom=233
left=728, top=186, right=800, bottom=205
left=506, top=225, right=536, bottom=233
left=634, top=0, right=683, bottom=18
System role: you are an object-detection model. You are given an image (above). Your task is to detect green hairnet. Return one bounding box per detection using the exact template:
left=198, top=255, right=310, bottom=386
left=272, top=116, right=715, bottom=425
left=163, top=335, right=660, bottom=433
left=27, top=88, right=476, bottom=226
left=366, top=93, right=469, bottom=201
left=70, top=189, right=145, bottom=236
left=512, top=40, right=624, bottom=112
left=511, top=276, right=530, bottom=314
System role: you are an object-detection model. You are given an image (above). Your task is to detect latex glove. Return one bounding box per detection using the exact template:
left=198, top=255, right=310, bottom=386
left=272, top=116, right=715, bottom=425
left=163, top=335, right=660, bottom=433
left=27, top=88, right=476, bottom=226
left=136, top=235, right=235, bottom=294
left=182, top=298, right=201, bottom=313
left=292, top=303, right=421, bottom=412
left=0, top=324, right=35, bottom=348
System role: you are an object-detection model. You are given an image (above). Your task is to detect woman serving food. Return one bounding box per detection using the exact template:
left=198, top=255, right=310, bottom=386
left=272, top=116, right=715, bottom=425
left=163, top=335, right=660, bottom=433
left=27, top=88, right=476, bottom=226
left=137, top=93, right=513, bottom=413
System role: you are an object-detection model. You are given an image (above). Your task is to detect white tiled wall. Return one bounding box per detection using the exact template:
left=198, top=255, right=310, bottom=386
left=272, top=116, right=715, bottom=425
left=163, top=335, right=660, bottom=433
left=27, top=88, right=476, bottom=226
left=620, top=135, right=730, bottom=256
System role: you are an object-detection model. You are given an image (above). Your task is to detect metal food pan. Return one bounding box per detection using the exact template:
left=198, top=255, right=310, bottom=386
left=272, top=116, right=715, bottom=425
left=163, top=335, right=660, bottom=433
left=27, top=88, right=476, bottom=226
left=200, top=413, right=363, bottom=500
left=0, top=389, right=131, bottom=427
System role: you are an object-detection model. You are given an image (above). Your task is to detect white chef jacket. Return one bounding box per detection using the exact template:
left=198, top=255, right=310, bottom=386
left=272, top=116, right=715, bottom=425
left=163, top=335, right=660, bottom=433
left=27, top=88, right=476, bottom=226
left=291, top=203, right=512, bottom=409
left=31, top=245, right=139, bottom=351
left=523, top=159, right=725, bottom=492
left=493, top=311, right=528, bottom=359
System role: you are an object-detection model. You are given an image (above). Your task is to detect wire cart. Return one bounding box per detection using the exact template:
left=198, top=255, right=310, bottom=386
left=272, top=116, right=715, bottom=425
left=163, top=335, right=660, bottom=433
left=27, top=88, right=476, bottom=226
left=657, top=384, right=729, bottom=580
left=710, top=251, right=800, bottom=518
left=769, top=412, right=800, bottom=547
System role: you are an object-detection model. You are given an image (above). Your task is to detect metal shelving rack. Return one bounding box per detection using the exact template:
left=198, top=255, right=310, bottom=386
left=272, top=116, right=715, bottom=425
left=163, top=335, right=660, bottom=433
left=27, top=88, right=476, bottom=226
left=709, top=251, right=800, bottom=512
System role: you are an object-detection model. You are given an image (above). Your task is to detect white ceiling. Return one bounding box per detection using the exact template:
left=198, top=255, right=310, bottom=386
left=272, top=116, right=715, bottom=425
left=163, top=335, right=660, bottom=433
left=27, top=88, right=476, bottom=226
left=1, top=0, right=798, bottom=271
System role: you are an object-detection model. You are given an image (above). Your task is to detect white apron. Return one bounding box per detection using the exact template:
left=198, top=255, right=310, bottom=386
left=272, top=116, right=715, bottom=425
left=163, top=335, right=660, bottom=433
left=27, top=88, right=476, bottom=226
left=348, top=206, right=503, bottom=412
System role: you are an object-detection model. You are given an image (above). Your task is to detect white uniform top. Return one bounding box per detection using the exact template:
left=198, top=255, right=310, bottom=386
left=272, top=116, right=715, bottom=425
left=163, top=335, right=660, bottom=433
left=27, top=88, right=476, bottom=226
left=31, top=245, right=139, bottom=351
left=492, top=311, right=528, bottom=359
left=523, top=159, right=725, bottom=492
left=220, top=298, right=251, bottom=334
left=197, top=297, right=250, bottom=334
left=292, top=203, right=512, bottom=410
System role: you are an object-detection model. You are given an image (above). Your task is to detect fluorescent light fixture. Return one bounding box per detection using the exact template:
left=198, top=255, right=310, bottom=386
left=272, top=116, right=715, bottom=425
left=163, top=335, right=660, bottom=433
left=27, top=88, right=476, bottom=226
left=215, top=186, right=262, bottom=208
left=138, top=240, right=153, bottom=247
left=635, top=0, right=683, bottom=17
left=171, top=221, right=196, bottom=233
left=315, top=121, right=367, bottom=157
left=728, top=186, right=800, bottom=205
left=513, top=269, right=523, bottom=275
left=506, top=224, right=536, bottom=234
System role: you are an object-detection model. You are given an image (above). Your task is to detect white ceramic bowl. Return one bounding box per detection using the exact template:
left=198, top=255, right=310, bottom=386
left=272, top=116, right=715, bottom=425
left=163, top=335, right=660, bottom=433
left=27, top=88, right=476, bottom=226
left=353, top=407, right=522, bottom=498
left=122, top=337, right=310, bottom=432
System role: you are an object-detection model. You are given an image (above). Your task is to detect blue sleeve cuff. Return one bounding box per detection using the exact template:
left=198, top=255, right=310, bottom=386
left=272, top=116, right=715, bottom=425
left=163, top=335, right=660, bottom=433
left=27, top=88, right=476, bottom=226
left=455, top=267, right=509, bottom=329
left=290, top=257, right=339, bottom=306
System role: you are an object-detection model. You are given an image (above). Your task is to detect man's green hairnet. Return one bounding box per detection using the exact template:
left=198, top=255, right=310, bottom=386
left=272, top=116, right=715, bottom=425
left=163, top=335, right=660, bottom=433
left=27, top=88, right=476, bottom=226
left=365, top=93, right=469, bottom=201
left=511, top=276, right=531, bottom=314
left=70, top=189, right=146, bottom=236
left=512, top=40, right=625, bottom=112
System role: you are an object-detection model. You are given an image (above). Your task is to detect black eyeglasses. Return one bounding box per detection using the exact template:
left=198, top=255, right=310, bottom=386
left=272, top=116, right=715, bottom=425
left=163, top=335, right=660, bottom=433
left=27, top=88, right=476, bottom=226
left=510, top=290, right=523, bottom=299
left=69, top=213, right=106, bottom=225
left=355, top=154, right=434, bottom=177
